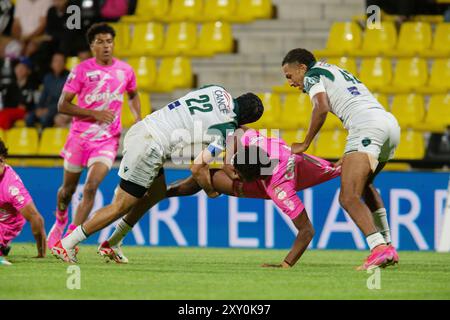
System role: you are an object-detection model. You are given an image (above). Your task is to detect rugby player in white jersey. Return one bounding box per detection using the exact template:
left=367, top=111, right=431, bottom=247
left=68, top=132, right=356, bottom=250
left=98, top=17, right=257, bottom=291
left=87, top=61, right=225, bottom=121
left=51, top=85, right=264, bottom=263
left=282, top=48, right=400, bottom=270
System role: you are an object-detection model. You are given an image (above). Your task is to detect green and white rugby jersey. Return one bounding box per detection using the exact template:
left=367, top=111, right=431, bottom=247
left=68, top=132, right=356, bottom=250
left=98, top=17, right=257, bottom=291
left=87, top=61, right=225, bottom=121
left=303, top=61, right=385, bottom=129
left=142, top=85, right=238, bottom=156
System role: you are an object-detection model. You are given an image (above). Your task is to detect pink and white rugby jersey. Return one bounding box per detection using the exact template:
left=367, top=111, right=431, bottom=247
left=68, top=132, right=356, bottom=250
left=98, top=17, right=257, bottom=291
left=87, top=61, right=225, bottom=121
left=0, top=165, right=31, bottom=224
left=63, top=58, right=137, bottom=141
left=239, top=130, right=339, bottom=219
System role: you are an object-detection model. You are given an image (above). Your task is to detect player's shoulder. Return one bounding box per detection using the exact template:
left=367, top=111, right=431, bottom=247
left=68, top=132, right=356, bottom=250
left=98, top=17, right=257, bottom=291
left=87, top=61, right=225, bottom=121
left=1, top=166, right=21, bottom=186
left=305, top=62, right=336, bottom=82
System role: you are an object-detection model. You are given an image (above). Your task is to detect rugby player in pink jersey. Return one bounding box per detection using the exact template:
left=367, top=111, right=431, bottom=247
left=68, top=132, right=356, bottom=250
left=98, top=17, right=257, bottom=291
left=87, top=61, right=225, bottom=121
left=0, top=139, right=46, bottom=266
left=46, top=23, right=141, bottom=249
left=98, top=128, right=340, bottom=267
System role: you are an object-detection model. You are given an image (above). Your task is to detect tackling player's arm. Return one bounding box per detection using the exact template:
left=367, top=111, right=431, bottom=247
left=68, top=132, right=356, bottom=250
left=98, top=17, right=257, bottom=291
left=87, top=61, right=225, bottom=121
left=292, top=91, right=330, bottom=154
left=127, top=90, right=141, bottom=123
left=57, top=91, right=115, bottom=124
left=20, top=202, right=46, bottom=258
left=191, top=146, right=221, bottom=198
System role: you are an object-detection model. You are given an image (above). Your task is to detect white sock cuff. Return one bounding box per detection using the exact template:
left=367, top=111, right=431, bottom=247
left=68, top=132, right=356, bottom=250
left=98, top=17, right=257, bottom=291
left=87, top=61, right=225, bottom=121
left=367, top=232, right=386, bottom=251
left=373, top=208, right=387, bottom=216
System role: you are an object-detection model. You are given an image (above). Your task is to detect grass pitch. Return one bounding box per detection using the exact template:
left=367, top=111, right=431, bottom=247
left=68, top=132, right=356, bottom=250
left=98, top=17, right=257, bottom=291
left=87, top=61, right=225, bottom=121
left=1, top=243, right=449, bottom=300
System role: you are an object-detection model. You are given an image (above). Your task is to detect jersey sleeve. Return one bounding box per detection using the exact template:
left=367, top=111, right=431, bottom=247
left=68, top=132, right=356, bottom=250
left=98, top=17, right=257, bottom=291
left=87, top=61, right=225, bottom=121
left=63, top=65, right=83, bottom=94
left=303, top=74, right=326, bottom=98
left=206, top=122, right=238, bottom=156
left=7, top=176, right=32, bottom=212
left=266, top=180, right=305, bottom=220
left=126, top=68, right=137, bottom=93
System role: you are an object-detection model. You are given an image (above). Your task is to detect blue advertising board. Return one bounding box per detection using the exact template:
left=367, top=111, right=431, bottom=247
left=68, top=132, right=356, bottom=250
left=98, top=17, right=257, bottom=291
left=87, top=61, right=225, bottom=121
left=12, top=167, right=449, bottom=251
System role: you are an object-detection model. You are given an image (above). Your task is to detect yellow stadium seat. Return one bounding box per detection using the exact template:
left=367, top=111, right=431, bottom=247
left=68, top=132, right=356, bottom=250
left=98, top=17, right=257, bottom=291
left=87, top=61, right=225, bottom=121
left=272, top=81, right=299, bottom=94
left=197, top=0, right=237, bottom=22
left=282, top=129, right=316, bottom=154
left=110, top=22, right=130, bottom=58
left=359, top=57, right=392, bottom=92
left=422, top=23, right=450, bottom=58
left=249, top=93, right=281, bottom=129
left=386, top=22, right=432, bottom=57
left=153, top=57, right=194, bottom=92
left=0, top=130, right=5, bottom=142
left=412, top=15, right=444, bottom=24
left=352, top=22, right=397, bottom=57
left=65, top=56, right=79, bottom=71
left=280, top=93, right=312, bottom=130
left=121, top=92, right=152, bottom=128
left=380, top=58, right=428, bottom=94
left=322, top=113, right=344, bottom=131
left=229, top=0, right=274, bottom=23
left=129, top=22, right=164, bottom=57
left=394, top=130, right=425, bottom=160
left=121, top=0, right=169, bottom=22
left=163, top=0, right=203, bottom=22
left=191, top=22, right=234, bottom=57
left=314, top=22, right=362, bottom=58
left=6, top=128, right=39, bottom=155
left=38, top=128, right=69, bottom=156
left=372, top=93, right=389, bottom=109
left=13, top=120, right=25, bottom=128
left=159, top=22, right=198, bottom=56
left=390, top=94, right=425, bottom=129
left=327, top=57, right=358, bottom=76
left=419, top=93, right=450, bottom=132
left=417, top=58, right=450, bottom=94
left=315, top=130, right=347, bottom=159
left=128, top=57, right=157, bottom=92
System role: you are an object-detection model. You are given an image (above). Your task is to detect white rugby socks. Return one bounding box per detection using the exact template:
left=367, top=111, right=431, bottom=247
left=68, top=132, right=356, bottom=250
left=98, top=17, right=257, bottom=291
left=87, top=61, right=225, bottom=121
left=108, top=218, right=132, bottom=247
left=61, top=226, right=87, bottom=249
left=366, top=232, right=386, bottom=251
left=372, top=208, right=392, bottom=244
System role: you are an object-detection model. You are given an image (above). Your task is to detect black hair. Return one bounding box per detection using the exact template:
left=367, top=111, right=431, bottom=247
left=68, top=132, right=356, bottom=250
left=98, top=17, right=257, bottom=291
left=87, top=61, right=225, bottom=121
left=234, top=93, right=264, bottom=125
left=232, top=145, right=272, bottom=182
left=282, top=48, right=316, bottom=68
left=86, top=23, right=116, bottom=44
left=0, top=139, right=8, bottom=158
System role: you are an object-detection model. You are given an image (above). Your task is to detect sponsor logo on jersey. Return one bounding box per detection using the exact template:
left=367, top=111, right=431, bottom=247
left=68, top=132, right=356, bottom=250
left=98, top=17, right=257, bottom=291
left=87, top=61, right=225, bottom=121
left=85, top=92, right=123, bottom=104
left=87, top=70, right=101, bottom=82
left=283, top=199, right=295, bottom=211
left=274, top=187, right=287, bottom=200
left=284, top=155, right=296, bottom=180
left=8, top=186, right=19, bottom=197
left=213, top=89, right=232, bottom=114
left=362, top=138, right=372, bottom=147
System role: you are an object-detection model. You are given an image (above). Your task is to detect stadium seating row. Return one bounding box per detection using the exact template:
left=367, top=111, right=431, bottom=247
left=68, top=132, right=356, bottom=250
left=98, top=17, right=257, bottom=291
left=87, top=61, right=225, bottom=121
left=122, top=0, right=273, bottom=24
left=274, top=57, right=450, bottom=94
left=279, top=128, right=425, bottom=161
left=66, top=56, right=193, bottom=93
left=249, top=92, right=450, bottom=133
left=0, top=126, right=424, bottom=162
left=112, top=21, right=235, bottom=58
left=314, top=22, right=450, bottom=58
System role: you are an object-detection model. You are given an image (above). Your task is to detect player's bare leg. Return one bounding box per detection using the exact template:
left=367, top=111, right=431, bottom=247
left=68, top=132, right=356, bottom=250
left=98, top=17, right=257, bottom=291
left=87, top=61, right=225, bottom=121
left=70, top=162, right=110, bottom=229
left=340, top=152, right=394, bottom=269
left=262, top=210, right=314, bottom=268
left=339, top=152, right=379, bottom=236
left=47, top=170, right=81, bottom=248
left=363, top=162, right=398, bottom=265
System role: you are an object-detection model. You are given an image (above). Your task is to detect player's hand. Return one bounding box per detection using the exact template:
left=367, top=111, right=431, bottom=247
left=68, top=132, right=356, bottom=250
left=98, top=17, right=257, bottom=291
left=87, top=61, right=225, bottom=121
left=92, top=110, right=115, bottom=124
left=333, top=158, right=343, bottom=168
left=291, top=142, right=309, bottom=155
left=207, top=190, right=220, bottom=198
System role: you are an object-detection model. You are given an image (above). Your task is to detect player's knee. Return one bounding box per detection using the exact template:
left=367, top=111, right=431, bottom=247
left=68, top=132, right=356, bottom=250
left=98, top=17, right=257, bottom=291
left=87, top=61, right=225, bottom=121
left=59, top=185, right=76, bottom=200
left=339, top=191, right=358, bottom=209
left=83, top=181, right=100, bottom=198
